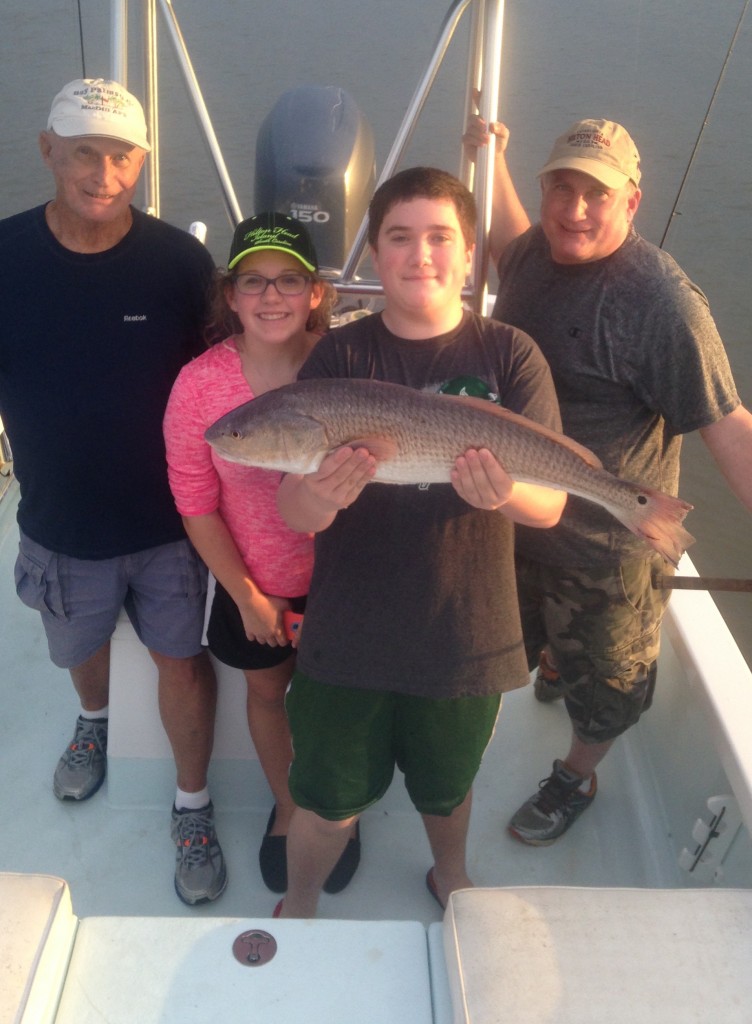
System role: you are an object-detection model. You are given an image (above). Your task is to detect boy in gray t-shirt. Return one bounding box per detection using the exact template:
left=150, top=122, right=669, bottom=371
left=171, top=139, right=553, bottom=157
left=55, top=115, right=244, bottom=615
left=275, top=166, right=566, bottom=918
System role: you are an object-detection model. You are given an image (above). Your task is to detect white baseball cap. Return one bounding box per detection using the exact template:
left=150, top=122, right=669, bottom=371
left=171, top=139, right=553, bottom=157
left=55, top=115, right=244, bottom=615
left=47, top=78, right=151, bottom=152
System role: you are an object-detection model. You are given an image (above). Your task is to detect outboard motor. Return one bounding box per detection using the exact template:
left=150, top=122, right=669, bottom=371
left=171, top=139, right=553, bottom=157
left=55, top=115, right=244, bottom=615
left=254, top=86, right=376, bottom=274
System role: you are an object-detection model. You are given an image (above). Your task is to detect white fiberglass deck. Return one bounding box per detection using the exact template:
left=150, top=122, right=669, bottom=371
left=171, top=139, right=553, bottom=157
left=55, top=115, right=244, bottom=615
left=2, top=477, right=751, bottom=928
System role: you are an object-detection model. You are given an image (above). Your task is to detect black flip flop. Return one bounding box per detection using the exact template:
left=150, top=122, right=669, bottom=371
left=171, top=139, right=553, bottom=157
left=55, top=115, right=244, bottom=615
left=259, top=805, right=288, bottom=893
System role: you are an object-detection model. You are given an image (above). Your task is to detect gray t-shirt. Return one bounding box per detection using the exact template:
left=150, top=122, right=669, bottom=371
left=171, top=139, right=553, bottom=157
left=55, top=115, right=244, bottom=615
left=493, top=225, right=739, bottom=566
left=295, top=310, right=561, bottom=698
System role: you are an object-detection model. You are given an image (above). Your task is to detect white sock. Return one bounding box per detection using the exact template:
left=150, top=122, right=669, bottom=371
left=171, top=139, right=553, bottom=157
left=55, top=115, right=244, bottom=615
left=578, top=775, right=593, bottom=793
left=80, top=705, right=109, bottom=720
left=175, top=786, right=210, bottom=811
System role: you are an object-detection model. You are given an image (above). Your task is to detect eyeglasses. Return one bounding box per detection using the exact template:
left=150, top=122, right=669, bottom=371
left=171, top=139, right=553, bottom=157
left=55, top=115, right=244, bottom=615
left=232, top=272, right=313, bottom=296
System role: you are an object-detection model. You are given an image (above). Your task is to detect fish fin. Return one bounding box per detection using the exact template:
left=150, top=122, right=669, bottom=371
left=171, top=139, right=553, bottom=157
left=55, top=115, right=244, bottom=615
left=342, top=437, right=401, bottom=463
left=608, top=487, right=695, bottom=567
left=440, top=393, right=604, bottom=470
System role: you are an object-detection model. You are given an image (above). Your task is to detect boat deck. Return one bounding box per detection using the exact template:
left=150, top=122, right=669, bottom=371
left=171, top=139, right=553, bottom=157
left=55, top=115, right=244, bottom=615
left=1, top=479, right=749, bottom=925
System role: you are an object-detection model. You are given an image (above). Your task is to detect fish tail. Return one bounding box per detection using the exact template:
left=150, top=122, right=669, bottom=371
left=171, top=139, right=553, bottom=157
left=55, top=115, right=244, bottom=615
left=609, top=487, right=695, bottom=568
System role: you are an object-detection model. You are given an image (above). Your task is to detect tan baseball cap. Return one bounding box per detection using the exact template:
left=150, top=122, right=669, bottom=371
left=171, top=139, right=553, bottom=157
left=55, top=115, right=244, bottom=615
left=47, top=78, right=151, bottom=152
left=538, top=118, right=640, bottom=188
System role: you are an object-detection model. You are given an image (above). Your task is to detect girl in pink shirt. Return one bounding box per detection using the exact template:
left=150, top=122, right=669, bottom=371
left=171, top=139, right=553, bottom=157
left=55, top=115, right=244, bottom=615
left=164, top=213, right=341, bottom=893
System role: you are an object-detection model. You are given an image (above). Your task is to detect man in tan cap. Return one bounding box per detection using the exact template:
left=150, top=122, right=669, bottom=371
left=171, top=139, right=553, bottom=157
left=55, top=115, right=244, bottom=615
left=466, top=115, right=752, bottom=844
left=0, top=79, right=226, bottom=905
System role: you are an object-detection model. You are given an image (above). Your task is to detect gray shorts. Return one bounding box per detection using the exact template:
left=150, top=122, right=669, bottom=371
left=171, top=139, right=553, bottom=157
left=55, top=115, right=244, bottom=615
left=14, top=531, right=208, bottom=669
left=516, top=553, right=673, bottom=743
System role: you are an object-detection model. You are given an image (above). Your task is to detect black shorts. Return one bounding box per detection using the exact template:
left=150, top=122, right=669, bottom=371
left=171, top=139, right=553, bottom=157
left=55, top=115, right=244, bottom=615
left=206, top=580, right=306, bottom=671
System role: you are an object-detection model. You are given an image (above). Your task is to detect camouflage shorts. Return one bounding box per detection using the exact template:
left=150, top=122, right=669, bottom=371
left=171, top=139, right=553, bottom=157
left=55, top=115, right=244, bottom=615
left=515, top=553, right=673, bottom=744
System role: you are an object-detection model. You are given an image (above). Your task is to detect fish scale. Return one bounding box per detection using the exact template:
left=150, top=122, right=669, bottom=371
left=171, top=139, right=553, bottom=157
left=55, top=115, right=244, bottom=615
left=205, top=377, right=694, bottom=565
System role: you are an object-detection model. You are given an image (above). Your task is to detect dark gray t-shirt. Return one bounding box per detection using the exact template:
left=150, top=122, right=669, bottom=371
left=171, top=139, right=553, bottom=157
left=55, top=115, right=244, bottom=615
left=295, top=310, right=561, bottom=698
left=493, top=225, right=739, bottom=566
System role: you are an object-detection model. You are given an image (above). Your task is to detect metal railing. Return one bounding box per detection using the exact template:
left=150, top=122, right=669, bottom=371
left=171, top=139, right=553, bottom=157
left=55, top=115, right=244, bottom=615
left=338, top=0, right=504, bottom=311
left=110, top=0, right=505, bottom=312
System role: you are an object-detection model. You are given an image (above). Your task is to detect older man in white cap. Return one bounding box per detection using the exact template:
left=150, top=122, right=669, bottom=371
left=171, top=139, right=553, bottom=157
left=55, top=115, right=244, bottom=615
left=0, top=79, right=226, bottom=905
left=466, top=115, right=752, bottom=845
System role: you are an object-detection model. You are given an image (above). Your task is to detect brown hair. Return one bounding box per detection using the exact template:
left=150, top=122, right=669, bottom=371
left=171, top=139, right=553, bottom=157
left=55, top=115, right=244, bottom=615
left=366, top=166, right=477, bottom=249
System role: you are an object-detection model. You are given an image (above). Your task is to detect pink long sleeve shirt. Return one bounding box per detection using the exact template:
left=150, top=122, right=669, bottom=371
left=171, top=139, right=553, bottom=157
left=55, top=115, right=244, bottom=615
left=164, top=338, right=313, bottom=597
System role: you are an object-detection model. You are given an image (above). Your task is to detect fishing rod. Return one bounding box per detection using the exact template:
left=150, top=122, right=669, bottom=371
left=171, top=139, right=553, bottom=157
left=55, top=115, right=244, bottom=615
left=77, top=0, right=87, bottom=78
left=659, top=0, right=750, bottom=249
left=655, top=1, right=751, bottom=594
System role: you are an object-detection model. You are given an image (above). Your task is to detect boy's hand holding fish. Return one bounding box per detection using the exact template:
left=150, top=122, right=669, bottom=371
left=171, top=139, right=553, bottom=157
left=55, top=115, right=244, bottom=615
left=452, top=448, right=564, bottom=526
left=451, top=447, right=514, bottom=511
left=278, top=445, right=378, bottom=533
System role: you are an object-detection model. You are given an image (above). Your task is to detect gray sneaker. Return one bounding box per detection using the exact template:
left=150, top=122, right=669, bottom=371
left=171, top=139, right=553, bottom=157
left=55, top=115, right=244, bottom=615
left=53, top=716, right=108, bottom=800
left=533, top=649, right=565, bottom=703
left=509, top=760, right=597, bottom=846
left=170, top=802, right=227, bottom=905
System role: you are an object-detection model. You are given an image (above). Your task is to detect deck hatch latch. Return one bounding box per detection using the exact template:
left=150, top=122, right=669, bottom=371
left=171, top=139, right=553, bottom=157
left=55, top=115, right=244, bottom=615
left=232, top=928, right=278, bottom=966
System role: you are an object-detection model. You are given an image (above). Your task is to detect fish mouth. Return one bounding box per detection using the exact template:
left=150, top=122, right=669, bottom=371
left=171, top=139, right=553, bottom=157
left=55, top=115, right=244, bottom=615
left=203, top=424, right=224, bottom=445
left=204, top=436, right=246, bottom=462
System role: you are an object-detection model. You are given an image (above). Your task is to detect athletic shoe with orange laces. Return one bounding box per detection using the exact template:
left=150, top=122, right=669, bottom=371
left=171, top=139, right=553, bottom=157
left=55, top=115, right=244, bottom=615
left=53, top=715, right=108, bottom=801
left=170, top=802, right=227, bottom=905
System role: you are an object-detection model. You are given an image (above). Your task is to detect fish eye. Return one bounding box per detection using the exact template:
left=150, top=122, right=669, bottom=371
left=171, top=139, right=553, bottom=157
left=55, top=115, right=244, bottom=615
left=231, top=430, right=241, bottom=439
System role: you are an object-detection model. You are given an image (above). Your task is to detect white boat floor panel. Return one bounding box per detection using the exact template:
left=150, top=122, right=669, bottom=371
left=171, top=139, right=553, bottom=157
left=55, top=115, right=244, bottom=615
left=55, top=916, right=434, bottom=1024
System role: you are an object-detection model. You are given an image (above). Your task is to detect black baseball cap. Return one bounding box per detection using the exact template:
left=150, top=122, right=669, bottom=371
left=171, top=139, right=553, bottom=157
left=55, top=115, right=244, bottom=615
left=227, top=212, right=318, bottom=272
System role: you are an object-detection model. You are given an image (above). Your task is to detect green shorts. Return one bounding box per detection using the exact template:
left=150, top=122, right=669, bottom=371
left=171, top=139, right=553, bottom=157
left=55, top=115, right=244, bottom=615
left=516, top=553, right=673, bottom=744
left=286, top=672, right=501, bottom=819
